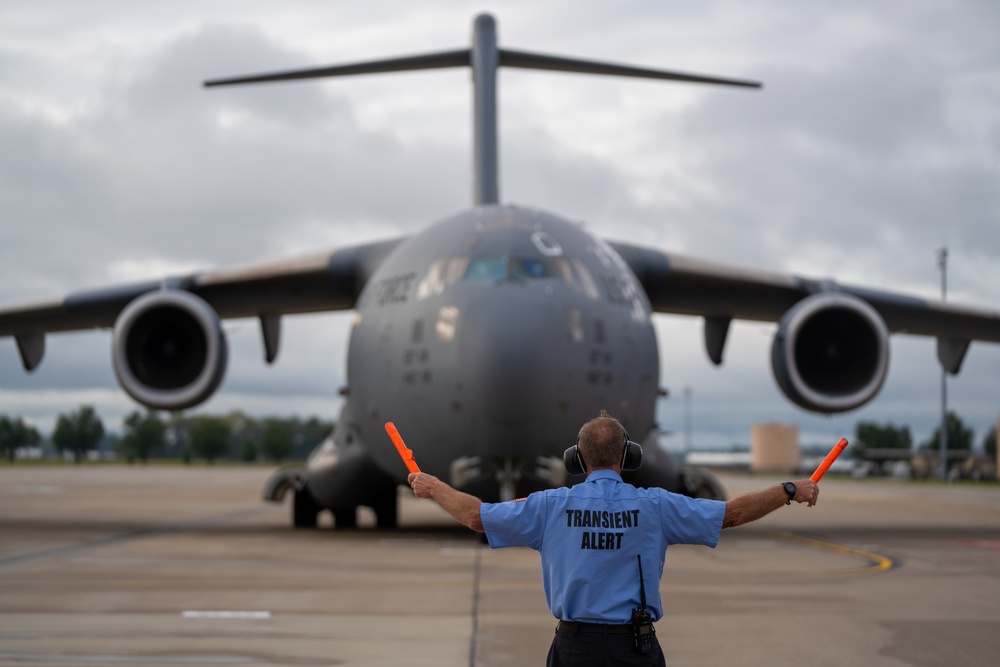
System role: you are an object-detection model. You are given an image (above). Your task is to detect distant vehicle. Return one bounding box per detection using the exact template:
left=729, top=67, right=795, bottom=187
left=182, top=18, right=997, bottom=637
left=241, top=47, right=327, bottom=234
left=3, top=14, right=999, bottom=528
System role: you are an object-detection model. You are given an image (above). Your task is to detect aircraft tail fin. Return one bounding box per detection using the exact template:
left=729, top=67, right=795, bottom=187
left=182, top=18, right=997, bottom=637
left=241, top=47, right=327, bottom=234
left=203, top=13, right=760, bottom=206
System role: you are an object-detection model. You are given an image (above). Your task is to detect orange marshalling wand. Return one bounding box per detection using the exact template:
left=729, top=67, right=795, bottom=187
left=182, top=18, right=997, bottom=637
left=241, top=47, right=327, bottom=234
left=385, top=422, right=420, bottom=473
left=811, top=438, right=849, bottom=482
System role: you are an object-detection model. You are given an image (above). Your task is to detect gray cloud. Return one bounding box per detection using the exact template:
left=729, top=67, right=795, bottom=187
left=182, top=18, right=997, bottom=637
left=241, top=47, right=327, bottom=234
left=1, top=2, right=998, bottom=447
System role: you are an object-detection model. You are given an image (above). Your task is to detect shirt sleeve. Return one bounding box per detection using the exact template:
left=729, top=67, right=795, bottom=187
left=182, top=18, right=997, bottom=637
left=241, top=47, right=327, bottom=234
left=658, top=492, right=725, bottom=547
left=480, top=493, right=548, bottom=550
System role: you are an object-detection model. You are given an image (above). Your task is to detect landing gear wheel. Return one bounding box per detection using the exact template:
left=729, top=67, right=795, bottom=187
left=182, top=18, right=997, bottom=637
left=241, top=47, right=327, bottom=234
left=371, top=490, right=398, bottom=528
left=292, top=488, right=320, bottom=528
left=333, top=507, right=358, bottom=528
left=682, top=466, right=727, bottom=501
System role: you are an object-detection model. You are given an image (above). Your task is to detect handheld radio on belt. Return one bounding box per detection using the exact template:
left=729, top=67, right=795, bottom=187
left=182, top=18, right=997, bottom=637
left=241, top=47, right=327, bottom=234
left=631, top=554, right=654, bottom=654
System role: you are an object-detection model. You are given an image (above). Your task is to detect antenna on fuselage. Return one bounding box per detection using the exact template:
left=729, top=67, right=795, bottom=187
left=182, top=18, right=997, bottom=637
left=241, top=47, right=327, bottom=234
left=204, top=13, right=761, bottom=207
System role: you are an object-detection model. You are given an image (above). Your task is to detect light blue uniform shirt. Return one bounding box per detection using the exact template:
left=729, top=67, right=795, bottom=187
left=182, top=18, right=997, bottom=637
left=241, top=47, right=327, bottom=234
left=480, top=469, right=725, bottom=623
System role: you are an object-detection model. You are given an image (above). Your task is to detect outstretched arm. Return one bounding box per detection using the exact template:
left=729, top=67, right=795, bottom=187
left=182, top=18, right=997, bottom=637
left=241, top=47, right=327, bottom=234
left=408, top=472, right=485, bottom=532
left=722, top=479, right=818, bottom=529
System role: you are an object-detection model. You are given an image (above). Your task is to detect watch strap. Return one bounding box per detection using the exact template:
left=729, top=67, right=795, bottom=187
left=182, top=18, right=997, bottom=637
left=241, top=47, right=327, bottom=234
left=783, top=482, right=796, bottom=505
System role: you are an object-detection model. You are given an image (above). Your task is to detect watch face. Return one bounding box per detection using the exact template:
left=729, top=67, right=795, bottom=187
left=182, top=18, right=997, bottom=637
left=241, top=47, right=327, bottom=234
left=784, top=482, right=796, bottom=498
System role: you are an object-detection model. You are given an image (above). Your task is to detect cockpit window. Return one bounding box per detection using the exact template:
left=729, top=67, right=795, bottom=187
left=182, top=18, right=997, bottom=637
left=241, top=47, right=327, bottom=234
left=466, top=257, right=509, bottom=281
left=416, top=257, right=470, bottom=299
left=514, top=258, right=550, bottom=279
left=417, top=254, right=599, bottom=299
left=465, top=257, right=552, bottom=282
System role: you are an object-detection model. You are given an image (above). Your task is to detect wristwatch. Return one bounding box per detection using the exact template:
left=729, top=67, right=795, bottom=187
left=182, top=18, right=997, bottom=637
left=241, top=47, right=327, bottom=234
left=783, top=482, right=797, bottom=505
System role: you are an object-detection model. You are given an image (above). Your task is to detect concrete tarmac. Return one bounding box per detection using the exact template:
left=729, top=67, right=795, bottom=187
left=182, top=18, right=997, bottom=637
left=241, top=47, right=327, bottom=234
left=1, top=465, right=999, bottom=666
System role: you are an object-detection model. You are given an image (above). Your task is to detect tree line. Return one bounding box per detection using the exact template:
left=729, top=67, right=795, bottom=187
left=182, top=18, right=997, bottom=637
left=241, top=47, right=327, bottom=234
left=853, top=411, right=997, bottom=457
left=3, top=406, right=997, bottom=464
left=0, top=407, right=333, bottom=464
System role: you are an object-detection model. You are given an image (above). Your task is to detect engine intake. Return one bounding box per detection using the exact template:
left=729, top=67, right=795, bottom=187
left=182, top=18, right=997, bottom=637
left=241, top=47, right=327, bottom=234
left=771, top=293, right=889, bottom=413
left=112, top=290, right=228, bottom=410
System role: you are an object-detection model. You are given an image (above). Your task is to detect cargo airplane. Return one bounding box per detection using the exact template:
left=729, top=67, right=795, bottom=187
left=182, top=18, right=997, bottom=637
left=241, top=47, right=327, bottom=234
left=3, top=14, right=999, bottom=528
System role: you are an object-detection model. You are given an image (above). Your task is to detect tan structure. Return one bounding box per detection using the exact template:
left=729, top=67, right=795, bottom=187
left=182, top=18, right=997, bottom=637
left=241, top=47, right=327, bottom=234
left=751, top=422, right=800, bottom=473
left=996, top=415, right=999, bottom=482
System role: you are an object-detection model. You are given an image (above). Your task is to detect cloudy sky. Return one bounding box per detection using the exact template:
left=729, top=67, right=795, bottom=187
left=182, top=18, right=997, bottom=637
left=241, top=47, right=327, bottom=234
left=1, top=0, right=998, bottom=450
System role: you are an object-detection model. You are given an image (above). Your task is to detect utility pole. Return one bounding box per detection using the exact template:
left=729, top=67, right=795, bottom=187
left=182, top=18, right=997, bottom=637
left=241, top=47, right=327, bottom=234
left=938, top=247, right=949, bottom=481
left=683, top=386, right=693, bottom=453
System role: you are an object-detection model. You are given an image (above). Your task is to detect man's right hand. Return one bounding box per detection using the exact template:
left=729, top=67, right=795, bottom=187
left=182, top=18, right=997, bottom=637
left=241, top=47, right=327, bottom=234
left=407, top=472, right=485, bottom=532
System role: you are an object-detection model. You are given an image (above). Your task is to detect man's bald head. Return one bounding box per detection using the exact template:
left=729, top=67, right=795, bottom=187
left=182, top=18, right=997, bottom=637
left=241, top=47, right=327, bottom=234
left=577, top=410, right=627, bottom=469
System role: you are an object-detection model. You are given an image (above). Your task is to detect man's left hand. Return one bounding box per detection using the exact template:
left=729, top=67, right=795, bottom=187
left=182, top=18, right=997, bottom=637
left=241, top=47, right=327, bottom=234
left=791, top=479, right=819, bottom=507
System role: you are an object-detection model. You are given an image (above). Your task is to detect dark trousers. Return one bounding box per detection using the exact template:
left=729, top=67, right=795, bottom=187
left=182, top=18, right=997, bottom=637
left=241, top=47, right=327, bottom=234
left=546, top=625, right=666, bottom=667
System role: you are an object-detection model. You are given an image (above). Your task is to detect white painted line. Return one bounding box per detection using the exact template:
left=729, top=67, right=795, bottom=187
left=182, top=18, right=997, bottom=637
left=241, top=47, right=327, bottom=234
left=181, top=611, right=272, bottom=619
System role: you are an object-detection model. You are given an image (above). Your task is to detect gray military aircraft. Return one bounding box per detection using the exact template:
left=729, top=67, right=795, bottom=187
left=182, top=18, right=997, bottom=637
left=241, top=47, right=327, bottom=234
left=2, top=14, right=999, bottom=529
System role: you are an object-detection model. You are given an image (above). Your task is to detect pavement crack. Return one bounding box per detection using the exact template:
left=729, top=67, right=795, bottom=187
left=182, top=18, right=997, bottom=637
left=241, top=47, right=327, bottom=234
left=469, top=542, right=484, bottom=667
left=0, top=506, right=271, bottom=569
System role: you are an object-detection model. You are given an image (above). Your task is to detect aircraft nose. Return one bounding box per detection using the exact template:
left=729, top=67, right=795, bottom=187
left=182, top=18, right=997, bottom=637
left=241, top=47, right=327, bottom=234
left=459, top=293, right=556, bottom=423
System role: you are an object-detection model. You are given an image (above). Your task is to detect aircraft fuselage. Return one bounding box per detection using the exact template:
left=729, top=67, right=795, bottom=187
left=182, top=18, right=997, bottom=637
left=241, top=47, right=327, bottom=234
left=309, top=205, right=662, bottom=506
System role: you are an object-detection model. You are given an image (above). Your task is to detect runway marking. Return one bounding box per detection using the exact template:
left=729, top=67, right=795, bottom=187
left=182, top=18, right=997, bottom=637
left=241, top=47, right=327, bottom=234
left=182, top=611, right=272, bottom=619
left=768, top=531, right=895, bottom=575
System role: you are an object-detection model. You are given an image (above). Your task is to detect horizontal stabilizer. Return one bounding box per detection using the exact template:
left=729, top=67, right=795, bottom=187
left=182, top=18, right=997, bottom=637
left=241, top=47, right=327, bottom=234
left=205, top=47, right=760, bottom=90
left=203, top=12, right=763, bottom=206
left=499, top=48, right=762, bottom=88
left=204, top=49, right=470, bottom=87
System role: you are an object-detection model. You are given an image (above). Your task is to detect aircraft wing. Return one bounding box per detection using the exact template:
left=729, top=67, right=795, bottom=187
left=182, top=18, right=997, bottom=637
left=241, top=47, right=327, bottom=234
left=0, top=237, right=404, bottom=373
left=609, top=241, right=803, bottom=322
left=609, top=239, right=1000, bottom=411
left=611, top=240, right=1000, bottom=341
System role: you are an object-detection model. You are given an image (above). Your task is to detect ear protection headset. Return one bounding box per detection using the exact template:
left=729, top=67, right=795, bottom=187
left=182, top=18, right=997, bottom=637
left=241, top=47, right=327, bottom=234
left=563, top=425, right=643, bottom=475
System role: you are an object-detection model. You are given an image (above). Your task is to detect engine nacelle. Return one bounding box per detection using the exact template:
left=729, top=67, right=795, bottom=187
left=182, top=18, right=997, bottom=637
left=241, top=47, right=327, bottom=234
left=112, top=290, right=228, bottom=411
left=771, top=293, right=889, bottom=413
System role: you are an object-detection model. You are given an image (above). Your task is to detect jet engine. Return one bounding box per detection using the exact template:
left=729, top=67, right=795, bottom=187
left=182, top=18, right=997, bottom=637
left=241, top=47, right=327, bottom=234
left=112, top=290, right=228, bottom=411
left=771, top=293, right=889, bottom=413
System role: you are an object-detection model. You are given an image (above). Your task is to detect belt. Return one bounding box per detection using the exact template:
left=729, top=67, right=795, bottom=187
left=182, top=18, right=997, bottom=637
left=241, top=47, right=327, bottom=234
left=556, top=621, right=636, bottom=635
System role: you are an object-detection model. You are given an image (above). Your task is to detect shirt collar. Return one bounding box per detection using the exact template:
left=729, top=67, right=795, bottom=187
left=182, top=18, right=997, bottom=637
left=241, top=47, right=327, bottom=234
left=586, top=469, right=623, bottom=483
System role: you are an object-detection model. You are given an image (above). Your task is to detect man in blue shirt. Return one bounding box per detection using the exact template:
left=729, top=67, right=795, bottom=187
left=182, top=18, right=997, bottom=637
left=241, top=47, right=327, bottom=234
left=408, top=411, right=819, bottom=666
